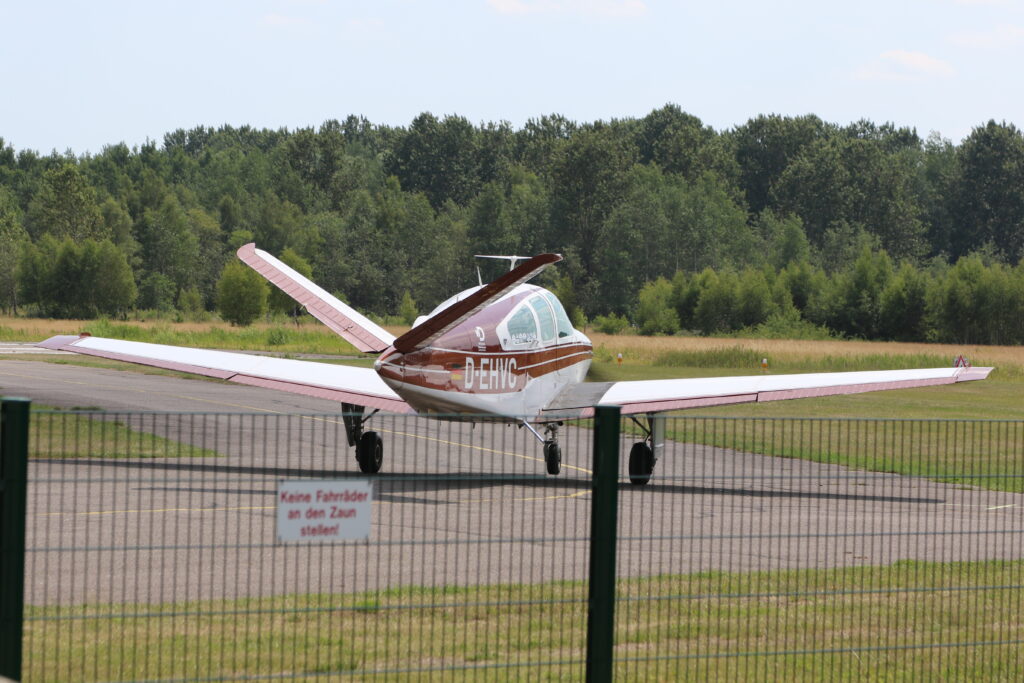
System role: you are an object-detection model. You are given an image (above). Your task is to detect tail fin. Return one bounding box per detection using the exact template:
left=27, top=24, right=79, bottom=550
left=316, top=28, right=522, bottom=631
left=392, top=253, right=561, bottom=354
left=237, top=244, right=395, bottom=353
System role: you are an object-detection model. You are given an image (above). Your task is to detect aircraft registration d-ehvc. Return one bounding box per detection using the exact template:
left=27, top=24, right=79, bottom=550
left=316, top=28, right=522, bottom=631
left=39, top=245, right=993, bottom=484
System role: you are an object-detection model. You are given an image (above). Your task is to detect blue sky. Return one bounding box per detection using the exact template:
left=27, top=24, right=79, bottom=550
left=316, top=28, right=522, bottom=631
left=2, top=0, right=1023, bottom=155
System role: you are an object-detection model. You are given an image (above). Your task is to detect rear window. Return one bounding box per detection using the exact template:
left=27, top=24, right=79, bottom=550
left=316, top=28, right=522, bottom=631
left=507, top=305, right=538, bottom=345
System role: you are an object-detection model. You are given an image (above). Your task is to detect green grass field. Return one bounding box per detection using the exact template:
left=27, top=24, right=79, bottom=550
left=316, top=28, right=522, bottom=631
left=25, top=560, right=1023, bottom=681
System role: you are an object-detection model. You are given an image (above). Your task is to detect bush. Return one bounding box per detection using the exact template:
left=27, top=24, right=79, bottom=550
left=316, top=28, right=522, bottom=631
left=217, top=261, right=268, bottom=326
left=593, top=312, right=631, bottom=335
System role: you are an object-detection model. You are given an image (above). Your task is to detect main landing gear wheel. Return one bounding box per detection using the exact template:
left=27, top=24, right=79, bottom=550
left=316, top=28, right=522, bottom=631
left=357, top=431, right=384, bottom=474
left=544, top=441, right=562, bottom=475
left=628, top=441, right=654, bottom=486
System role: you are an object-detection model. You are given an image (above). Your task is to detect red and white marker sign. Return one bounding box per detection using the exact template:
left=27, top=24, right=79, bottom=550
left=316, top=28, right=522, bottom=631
left=277, top=480, right=373, bottom=542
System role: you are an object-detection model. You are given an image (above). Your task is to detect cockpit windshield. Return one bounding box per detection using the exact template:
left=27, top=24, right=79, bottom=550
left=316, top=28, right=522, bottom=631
left=543, top=291, right=574, bottom=338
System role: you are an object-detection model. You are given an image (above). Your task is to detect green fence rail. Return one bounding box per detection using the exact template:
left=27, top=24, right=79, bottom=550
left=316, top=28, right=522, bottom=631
left=1, top=398, right=30, bottom=682
left=11, top=408, right=1024, bottom=680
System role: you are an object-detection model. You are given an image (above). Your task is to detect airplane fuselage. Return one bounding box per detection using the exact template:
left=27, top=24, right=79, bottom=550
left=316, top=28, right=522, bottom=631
left=375, top=284, right=593, bottom=416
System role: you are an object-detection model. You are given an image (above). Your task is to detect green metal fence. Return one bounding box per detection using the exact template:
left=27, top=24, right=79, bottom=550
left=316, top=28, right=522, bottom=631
left=7, top=403, right=1024, bottom=680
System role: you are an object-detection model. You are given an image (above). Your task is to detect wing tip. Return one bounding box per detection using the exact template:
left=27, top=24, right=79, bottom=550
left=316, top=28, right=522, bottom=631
left=236, top=242, right=257, bottom=259
left=956, top=366, right=994, bottom=381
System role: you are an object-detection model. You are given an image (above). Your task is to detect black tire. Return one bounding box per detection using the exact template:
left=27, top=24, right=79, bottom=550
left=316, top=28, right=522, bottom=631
left=544, top=441, right=561, bottom=475
left=628, top=441, right=654, bottom=485
left=357, top=431, right=383, bottom=474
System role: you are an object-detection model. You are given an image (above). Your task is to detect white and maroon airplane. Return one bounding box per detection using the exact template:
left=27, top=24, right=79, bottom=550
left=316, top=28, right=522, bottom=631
left=39, top=245, right=992, bottom=484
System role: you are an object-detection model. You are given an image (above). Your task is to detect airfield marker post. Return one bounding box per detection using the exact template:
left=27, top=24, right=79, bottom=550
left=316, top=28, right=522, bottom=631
left=0, top=398, right=30, bottom=682
left=586, top=404, right=621, bottom=683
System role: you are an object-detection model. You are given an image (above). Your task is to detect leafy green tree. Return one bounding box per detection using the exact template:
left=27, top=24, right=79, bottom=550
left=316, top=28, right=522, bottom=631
left=139, top=272, right=176, bottom=311
left=735, top=268, right=779, bottom=328
left=137, top=194, right=200, bottom=296
left=595, top=165, right=672, bottom=315
left=17, top=237, right=135, bottom=318
left=217, top=260, right=268, bottom=326
left=91, top=240, right=137, bottom=317
left=879, top=262, right=930, bottom=341
left=772, top=136, right=925, bottom=259
left=917, top=133, right=958, bottom=258
left=468, top=182, right=517, bottom=255
left=730, top=114, right=829, bottom=215
left=666, top=171, right=757, bottom=272
left=178, top=286, right=205, bottom=318
left=25, top=163, right=106, bottom=241
left=254, top=191, right=303, bottom=255
left=693, top=269, right=741, bottom=334
left=398, top=290, right=418, bottom=325
left=0, top=187, right=28, bottom=313
left=550, top=122, right=638, bottom=310
left=636, top=277, right=680, bottom=335
left=951, top=121, right=1024, bottom=261
left=761, top=211, right=810, bottom=270
left=387, top=113, right=482, bottom=207
left=823, top=247, right=894, bottom=339
left=514, top=114, right=577, bottom=176
left=636, top=105, right=720, bottom=180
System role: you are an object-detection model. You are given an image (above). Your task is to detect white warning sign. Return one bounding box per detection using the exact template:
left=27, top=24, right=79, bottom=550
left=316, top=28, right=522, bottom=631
left=277, top=480, right=372, bottom=542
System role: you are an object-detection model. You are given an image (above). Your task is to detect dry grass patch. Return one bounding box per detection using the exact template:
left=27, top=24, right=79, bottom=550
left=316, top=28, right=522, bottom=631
left=590, top=332, right=1024, bottom=373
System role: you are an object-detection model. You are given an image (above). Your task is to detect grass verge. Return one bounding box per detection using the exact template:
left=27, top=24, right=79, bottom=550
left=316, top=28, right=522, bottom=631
left=30, top=407, right=219, bottom=459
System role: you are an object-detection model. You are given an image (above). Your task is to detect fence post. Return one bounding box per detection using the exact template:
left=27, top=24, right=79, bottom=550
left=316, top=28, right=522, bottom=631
left=587, top=405, right=620, bottom=683
left=0, top=398, right=30, bottom=682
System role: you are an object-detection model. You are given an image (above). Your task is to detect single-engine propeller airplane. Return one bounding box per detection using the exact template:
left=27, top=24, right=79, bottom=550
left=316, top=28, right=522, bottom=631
left=39, top=244, right=993, bottom=484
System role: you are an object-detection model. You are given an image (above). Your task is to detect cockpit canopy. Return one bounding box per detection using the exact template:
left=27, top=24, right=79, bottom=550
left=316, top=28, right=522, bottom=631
left=498, top=289, right=574, bottom=349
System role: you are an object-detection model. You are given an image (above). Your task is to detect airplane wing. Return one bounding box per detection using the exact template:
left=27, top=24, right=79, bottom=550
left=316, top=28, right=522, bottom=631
left=37, top=335, right=413, bottom=413
left=237, top=243, right=395, bottom=353
left=543, top=366, right=994, bottom=417
left=392, top=253, right=562, bottom=354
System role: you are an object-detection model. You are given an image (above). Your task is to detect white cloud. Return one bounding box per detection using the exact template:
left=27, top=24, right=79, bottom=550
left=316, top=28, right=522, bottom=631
left=854, top=50, right=956, bottom=81
left=487, top=0, right=648, bottom=18
left=951, top=24, right=1024, bottom=49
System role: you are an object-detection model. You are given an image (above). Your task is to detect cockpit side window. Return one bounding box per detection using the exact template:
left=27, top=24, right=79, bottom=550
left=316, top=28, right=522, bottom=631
left=543, top=291, right=574, bottom=339
left=506, top=305, right=538, bottom=345
left=530, top=297, right=556, bottom=343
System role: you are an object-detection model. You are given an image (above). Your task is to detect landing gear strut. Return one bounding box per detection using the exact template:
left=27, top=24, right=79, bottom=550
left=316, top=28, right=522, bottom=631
left=342, top=403, right=383, bottom=474
left=520, top=420, right=564, bottom=475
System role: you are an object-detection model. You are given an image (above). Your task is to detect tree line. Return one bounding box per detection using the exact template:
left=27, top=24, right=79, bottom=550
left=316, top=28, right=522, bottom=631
left=1, top=106, right=1023, bottom=344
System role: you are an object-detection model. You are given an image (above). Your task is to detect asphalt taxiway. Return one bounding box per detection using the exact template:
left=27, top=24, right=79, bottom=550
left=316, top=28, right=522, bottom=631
left=2, top=358, right=1021, bottom=606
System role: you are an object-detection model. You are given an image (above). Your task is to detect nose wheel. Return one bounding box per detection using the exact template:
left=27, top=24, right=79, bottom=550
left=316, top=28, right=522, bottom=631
left=543, top=440, right=562, bottom=475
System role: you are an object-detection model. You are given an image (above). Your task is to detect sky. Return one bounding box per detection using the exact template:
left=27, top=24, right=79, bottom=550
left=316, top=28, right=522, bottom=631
left=2, top=0, right=1023, bottom=155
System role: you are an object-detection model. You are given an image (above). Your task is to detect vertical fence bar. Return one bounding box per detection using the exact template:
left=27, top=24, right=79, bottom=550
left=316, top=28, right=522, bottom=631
left=0, top=398, right=30, bottom=682
left=587, top=405, right=621, bottom=683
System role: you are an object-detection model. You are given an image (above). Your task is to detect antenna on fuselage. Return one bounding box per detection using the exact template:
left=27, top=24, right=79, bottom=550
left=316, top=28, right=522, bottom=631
left=474, top=255, right=532, bottom=286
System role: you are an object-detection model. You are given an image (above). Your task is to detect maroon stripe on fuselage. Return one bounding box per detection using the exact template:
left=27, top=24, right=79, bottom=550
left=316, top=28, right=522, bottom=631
left=378, top=343, right=592, bottom=395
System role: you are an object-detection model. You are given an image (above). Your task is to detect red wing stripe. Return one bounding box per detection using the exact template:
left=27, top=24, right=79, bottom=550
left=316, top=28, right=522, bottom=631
left=230, top=375, right=414, bottom=413
left=756, top=377, right=954, bottom=402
